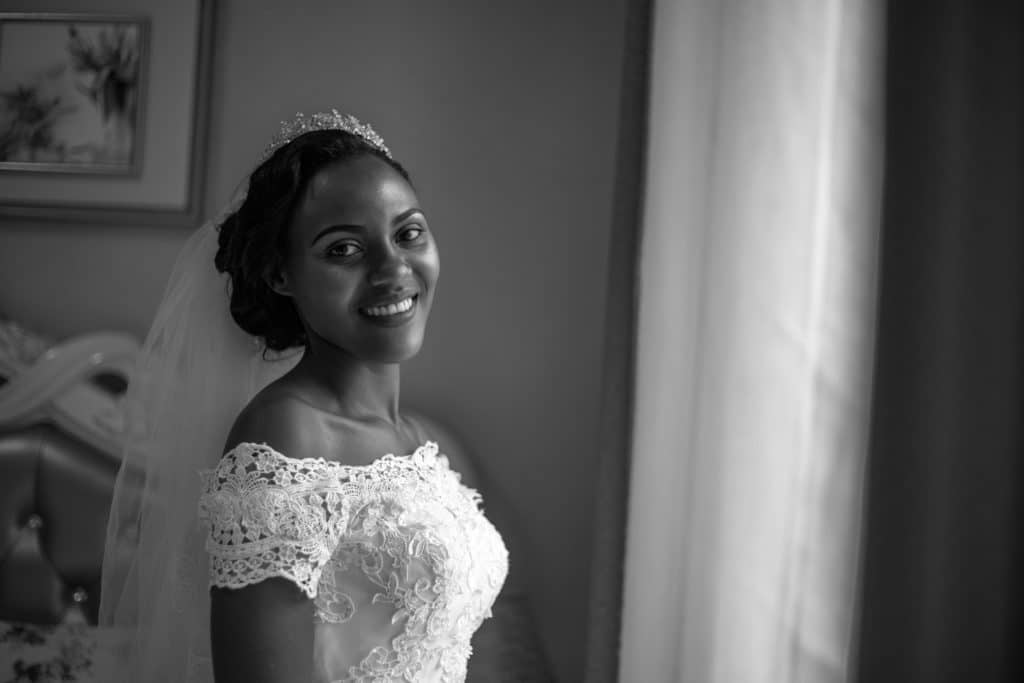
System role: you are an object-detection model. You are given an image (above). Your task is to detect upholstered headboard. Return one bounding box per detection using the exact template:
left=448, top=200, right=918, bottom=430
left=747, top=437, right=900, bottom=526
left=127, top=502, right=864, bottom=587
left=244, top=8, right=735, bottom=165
left=0, top=423, right=119, bottom=625
left=0, top=319, right=136, bottom=627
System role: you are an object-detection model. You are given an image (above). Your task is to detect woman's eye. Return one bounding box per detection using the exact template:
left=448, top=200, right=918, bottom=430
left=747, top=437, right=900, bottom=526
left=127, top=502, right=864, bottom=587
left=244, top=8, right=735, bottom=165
left=327, top=242, right=361, bottom=258
left=398, top=226, right=424, bottom=243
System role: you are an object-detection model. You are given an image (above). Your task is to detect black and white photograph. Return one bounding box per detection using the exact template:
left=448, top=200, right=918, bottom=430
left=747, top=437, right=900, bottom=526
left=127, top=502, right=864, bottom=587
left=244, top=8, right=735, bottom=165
left=0, top=1, right=1020, bottom=682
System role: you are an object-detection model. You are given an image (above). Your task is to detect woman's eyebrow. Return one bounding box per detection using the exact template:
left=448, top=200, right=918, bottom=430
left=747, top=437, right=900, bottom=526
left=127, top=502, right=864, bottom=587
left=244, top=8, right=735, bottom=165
left=392, top=208, right=424, bottom=225
left=310, top=208, right=425, bottom=246
left=311, top=224, right=363, bottom=246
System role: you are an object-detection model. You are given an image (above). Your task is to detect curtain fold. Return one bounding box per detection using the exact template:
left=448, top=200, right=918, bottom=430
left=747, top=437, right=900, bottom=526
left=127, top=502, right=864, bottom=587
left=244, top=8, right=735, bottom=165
left=583, top=0, right=651, bottom=679
left=620, top=1, right=882, bottom=680
left=854, top=1, right=1024, bottom=680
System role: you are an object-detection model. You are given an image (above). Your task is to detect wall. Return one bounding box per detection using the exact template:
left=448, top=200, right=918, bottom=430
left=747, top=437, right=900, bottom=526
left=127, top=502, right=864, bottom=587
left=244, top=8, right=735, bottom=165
left=0, top=1, right=627, bottom=678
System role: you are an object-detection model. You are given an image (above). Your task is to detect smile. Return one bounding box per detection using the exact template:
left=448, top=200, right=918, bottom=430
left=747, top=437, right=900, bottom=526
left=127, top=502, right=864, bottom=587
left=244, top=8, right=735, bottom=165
left=360, top=296, right=416, bottom=318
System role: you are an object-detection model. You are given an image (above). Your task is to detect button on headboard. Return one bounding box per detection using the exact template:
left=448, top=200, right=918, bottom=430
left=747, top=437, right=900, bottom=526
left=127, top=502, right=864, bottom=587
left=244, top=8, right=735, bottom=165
left=0, top=423, right=120, bottom=625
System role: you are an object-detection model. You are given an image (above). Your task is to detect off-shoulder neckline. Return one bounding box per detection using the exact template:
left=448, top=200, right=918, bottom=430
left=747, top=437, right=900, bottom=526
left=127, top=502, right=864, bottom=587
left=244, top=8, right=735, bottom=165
left=221, top=439, right=441, bottom=471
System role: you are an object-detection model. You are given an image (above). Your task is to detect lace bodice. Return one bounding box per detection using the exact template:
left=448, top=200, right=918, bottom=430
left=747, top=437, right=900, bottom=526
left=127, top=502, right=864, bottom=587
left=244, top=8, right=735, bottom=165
left=197, top=441, right=508, bottom=683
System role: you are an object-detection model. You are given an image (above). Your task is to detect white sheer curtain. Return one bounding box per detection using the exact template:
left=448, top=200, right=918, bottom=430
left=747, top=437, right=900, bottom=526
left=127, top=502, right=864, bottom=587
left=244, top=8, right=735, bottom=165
left=619, top=1, right=882, bottom=681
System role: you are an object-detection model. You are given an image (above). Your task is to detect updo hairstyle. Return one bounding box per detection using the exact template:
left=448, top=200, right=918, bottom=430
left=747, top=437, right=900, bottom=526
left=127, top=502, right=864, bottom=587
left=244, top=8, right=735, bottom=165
left=214, top=130, right=411, bottom=352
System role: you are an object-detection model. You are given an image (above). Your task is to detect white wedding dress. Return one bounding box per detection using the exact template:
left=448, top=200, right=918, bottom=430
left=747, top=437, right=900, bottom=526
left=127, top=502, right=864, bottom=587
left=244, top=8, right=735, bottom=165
left=197, top=441, right=508, bottom=683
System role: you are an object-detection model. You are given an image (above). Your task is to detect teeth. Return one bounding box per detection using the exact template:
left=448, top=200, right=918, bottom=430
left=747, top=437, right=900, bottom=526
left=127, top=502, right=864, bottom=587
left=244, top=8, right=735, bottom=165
left=363, top=297, right=414, bottom=317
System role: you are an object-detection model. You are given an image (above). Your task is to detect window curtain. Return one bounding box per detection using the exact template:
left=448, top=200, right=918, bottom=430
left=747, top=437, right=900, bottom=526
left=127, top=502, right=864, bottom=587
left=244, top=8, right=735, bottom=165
left=618, top=1, right=883, bottom=680
left=854, top=1, right=1024, bottom=680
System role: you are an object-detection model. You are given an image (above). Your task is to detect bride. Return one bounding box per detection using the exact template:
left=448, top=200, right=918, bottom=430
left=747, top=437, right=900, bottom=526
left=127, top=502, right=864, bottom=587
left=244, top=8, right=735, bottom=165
left=100, top=112, right=509, bottom=682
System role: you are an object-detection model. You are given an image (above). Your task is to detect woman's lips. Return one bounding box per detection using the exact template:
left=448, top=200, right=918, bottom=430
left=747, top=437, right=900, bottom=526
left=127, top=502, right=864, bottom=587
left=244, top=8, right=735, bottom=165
left=359, top=294, right=418, bottom=325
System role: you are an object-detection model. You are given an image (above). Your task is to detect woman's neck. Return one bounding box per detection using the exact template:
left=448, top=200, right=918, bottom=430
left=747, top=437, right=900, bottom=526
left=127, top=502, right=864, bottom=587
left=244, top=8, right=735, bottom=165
left=294, top=339, right=401, bottom=424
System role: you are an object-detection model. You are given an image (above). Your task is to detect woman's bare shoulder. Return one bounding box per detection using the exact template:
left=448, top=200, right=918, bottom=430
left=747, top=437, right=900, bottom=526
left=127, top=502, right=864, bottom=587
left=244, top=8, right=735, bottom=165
left=222, top=384, right=327, bottom=461
left=224, top=384, right=404, bottom=467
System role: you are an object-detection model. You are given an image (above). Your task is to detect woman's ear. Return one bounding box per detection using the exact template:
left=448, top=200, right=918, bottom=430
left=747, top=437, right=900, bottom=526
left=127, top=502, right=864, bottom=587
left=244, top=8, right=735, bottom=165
left=266, top=269, right=292, bottom=297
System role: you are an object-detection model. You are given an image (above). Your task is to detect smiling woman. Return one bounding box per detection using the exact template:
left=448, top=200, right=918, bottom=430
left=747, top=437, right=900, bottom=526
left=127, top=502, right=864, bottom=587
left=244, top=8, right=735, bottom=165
left=271, top=155, right=439, bottom=365
left=212, top=126, right=421, bottom=355
left=99, top=113, right=512, bottom=683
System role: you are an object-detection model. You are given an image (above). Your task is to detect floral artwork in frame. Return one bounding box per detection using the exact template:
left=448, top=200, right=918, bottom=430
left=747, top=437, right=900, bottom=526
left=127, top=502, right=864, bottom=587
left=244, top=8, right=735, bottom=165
left=0, top=0, right=212, bottom=227
left=0, top=14, right=148, bottom=175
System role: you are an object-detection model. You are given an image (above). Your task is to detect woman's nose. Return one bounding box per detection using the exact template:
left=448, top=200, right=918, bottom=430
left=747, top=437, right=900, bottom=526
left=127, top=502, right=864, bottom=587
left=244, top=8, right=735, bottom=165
left=367, top=249, right=412, bottom=286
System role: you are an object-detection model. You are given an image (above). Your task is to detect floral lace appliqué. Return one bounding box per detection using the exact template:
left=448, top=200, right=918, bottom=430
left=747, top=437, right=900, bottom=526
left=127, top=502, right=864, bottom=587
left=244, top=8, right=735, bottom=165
left=198, top=441, right=509, bottom=683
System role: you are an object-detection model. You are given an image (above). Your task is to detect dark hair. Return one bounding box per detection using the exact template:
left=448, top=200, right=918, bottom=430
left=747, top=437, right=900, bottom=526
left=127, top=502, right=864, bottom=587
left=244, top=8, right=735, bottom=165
left=214, top=129, right=411, bottom=352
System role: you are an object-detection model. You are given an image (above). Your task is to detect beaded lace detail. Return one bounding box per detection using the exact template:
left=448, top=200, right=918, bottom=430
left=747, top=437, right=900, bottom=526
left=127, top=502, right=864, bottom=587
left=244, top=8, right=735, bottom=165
left=198, top=441, right=508, bottom=682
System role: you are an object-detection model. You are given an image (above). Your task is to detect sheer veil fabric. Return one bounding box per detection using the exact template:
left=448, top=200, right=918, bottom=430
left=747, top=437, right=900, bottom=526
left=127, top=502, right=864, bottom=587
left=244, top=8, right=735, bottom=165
left=99, top=181, right=301, bottom=682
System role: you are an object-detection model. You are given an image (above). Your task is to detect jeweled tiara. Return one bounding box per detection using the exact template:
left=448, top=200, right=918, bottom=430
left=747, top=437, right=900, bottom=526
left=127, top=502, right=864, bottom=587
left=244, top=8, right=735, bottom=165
left=260, top=109, right=392, bottom=162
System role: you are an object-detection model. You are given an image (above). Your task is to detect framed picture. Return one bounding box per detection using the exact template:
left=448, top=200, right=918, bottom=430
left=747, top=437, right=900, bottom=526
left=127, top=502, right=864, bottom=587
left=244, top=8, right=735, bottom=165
left=0, top=0, right=212, bottom=226
left=0, top=14, right=148, bottom=175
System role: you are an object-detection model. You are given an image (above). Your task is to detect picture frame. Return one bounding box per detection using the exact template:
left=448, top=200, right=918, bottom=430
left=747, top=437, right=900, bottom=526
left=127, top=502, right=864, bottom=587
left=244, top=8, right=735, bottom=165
left=0, top=14, right=149, bottom=176
left=0, top=0, right=213, bottom=227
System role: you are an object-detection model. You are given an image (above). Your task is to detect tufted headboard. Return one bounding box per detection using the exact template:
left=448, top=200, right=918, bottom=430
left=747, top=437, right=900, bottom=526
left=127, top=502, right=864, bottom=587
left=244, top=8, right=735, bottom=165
left=0, top=423, right=119, bottom=625
left=0, top=319, right=137, bottom=628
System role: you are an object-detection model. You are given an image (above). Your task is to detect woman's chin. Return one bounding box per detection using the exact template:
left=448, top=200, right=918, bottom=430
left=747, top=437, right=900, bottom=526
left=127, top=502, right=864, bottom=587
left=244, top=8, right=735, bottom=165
left=356, top=334, right=426, bottom=365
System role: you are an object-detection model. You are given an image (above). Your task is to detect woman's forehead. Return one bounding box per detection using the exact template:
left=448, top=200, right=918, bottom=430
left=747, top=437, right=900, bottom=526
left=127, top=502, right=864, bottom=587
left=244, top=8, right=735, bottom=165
left=292, top=156, right=419, bottom=228
left=302, top=157, right=416, bottom=211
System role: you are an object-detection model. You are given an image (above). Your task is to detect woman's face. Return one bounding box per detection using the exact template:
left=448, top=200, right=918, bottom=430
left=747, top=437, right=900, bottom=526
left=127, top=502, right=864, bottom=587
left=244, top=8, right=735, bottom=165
left=277, top=154, right=440, bottom=363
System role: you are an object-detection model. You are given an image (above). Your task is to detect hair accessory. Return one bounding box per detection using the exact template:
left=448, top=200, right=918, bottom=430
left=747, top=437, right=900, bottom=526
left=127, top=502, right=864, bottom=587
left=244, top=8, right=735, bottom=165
left=261, top=109, right=392, bottom=162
